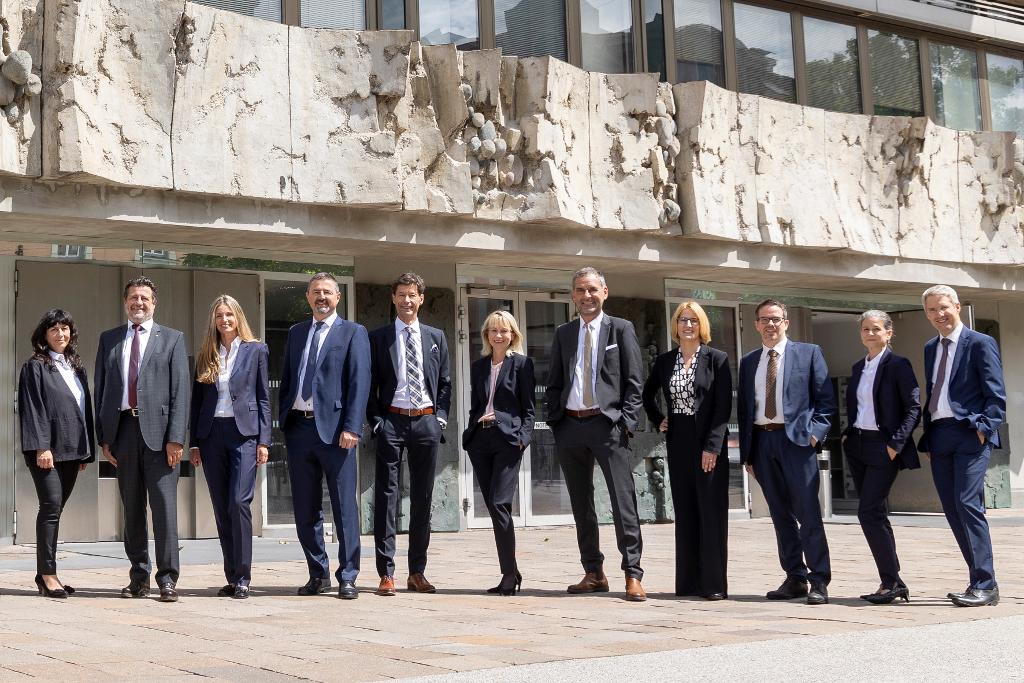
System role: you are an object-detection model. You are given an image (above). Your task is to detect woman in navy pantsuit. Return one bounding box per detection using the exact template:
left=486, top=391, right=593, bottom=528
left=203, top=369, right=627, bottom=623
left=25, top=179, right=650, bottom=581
left=189, top=295, right=271, bottom=599
left=843, top=310, right=921, bottom=605
left=462, top=310, right=535, bottom=596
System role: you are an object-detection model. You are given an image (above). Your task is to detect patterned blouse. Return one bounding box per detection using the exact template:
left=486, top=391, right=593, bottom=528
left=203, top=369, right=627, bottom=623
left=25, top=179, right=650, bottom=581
left=669, top=346, right=700, bottom=415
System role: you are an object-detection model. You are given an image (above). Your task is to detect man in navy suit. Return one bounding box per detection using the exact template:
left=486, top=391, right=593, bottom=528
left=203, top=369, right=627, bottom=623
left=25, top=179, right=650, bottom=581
left=279, top=272, right=370, bottom=600
left=367, top=272, right=452, bottom=596
left=738, top=299, right=834, bottom=605
left=918, top=285, right=1006, bottom=607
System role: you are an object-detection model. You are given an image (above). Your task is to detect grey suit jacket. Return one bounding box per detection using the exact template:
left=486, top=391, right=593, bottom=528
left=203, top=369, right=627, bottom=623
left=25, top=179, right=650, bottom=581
left=94, top=322, right=191, bottom=453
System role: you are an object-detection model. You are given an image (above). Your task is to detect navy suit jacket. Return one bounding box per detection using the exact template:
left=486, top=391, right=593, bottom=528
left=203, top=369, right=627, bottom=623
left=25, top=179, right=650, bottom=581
left=918, top=327, right=1006, bottom=451
left=366, top=321, right=452, bottom=432
left=189, top=341, right=272, bottom=448
left=737, top=340, right=834, bottom=463
left=844, top=351, right=921, bottom=470
left=279, top=317, right=371, bottom=446
left=462, top=353, right=536, bottom=451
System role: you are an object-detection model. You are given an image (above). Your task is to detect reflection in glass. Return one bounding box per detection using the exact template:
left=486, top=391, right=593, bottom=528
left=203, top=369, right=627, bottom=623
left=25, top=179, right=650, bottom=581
left=192, top=0, right=281, bottom=21
left=420, top=0, right=480, bottom=50
left=381, top=0, right=406, bottom=29
left=733, top=3, right=795, bottom=103
left=530, top=430, right=575, bottom=516
left=988, top=53, right=1024, bottom=136
left=869, top=30, right=922, bottom=117
left=803, top=17, right=861, bottom=113
left=580, top=0, right=634, bottom=74
left=524, top=300, right=570, bottom=424
left=930, top=43, right=982, bottom=131
left=495, top=0, right=567, bottom=61
left=673, top=0, right=724, bottom=86
left=644, top=0, right=666, bottom=81
left=301, top=0, right=365, bottom=28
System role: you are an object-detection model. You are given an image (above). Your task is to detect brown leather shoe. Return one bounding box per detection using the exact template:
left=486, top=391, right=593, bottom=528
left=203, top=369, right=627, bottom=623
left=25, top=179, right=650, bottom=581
left=407, top=573, right=436, bottom=593
left=376, top=575, right=396, bottom=596
left=625, top=577, right=647, bottom=602
left=567, top=571, right=610, bottom=594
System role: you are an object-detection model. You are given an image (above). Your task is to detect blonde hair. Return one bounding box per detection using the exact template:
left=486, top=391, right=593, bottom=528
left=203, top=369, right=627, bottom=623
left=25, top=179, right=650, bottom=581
left=670, top=301, right=712, bottom=345
left=195, top=295, right=259, bottom=384
left=480, top=310, right=524, bottom=356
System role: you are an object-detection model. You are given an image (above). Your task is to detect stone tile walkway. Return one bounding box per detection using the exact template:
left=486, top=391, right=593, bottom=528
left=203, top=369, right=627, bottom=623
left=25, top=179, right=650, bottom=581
left=1, top=513, right=1021, bottom=681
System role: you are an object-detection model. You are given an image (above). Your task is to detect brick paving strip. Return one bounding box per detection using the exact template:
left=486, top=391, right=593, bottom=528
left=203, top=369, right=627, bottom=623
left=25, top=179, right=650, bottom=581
left=1, top=513, right=1021, bottom=681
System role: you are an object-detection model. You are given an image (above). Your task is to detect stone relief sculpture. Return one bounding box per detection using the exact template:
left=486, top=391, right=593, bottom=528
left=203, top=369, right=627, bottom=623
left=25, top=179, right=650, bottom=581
left=0, top=17, right=40, bottom=124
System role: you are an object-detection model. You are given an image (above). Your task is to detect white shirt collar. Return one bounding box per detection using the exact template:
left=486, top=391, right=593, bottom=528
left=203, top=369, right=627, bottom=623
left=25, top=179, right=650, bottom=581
left=864, top=346, right=888, bottom=366
left=762, top=336, right=788, bottom=356
left=580, top=312, right=604, bottom=333
left=942, top=322, right=965, bottom=345
left=219, top=336, right=242, bottom=355
left=48, top=350, right=68, bottom=365
left=314, top=311, right=338, bottom=329
left=127, top=318, right=154, bottom=333
left=395, top=317, right=420, bottom=334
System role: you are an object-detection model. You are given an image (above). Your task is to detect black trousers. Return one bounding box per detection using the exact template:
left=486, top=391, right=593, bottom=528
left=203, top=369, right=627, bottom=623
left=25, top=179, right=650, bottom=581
left=374, top=412, right=442, bottom=578
left=667, top=414, right=729, bottom=597
left=844, top=431, right=902, bottom=588
left=113, top=414, right=180, bottom=587
left=554, top=415, right=643, bottom=579
left=467, top=428, right=523, bottom=576
left=24, top=455, right=81, bottom=575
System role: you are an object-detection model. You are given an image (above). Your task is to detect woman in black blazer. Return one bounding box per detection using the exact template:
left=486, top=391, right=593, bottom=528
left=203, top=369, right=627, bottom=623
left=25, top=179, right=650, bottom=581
left=643, top=301, right=732, bottom=600
left=189, top=295, right=271, bottom=599
left=462, top=310, right=535, bottom=595
left=18, top=309, right=96, bottom=599
left=843, top=310, right=921, bottom=605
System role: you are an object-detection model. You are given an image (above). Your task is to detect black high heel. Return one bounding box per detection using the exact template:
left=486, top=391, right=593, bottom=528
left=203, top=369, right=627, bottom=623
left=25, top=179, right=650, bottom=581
left=35, top=574, right=68, bottom=599
left=487, top=572, right=521, bottom=596
left=861, top=585, right=910, bottom=605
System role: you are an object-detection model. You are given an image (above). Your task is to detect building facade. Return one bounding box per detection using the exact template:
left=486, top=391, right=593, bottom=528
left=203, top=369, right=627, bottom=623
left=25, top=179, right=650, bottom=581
left=0, top=0, right=1021, bottom=545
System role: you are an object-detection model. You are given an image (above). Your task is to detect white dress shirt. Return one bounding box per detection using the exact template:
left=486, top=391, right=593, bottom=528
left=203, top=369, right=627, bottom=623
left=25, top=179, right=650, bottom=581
left=49, top=350, right=85, bottom=417
left=391, top=317, right=433, bottom=410
left=854, top=347, right=888, bottom=430
left=567, top=312, right=604, bottom=411
left=754, top=337, right=787, bottom=425
left=214, top=337, right=241, bottom=418
left=292, top=312, right=337, bottom=411
left=120, top=318, right=153, bottom=410
left=930, top=322, right=964, bottom=420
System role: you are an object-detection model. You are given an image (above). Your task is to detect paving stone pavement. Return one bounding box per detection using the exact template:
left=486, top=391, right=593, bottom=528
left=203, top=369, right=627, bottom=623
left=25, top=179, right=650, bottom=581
left=1, top=513, right=1022, bottom=681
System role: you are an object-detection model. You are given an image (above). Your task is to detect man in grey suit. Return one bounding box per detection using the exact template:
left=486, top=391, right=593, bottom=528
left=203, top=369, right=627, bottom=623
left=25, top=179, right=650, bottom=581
left=546, top=267, right=647, bottom=602
left=95, top=276, right=190, bottom=602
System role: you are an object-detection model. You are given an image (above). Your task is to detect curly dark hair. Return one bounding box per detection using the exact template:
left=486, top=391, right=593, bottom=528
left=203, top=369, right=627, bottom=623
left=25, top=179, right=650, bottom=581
left=30, top=309, right=83, bottom=371
left=123, top=276, right=157, bottom=300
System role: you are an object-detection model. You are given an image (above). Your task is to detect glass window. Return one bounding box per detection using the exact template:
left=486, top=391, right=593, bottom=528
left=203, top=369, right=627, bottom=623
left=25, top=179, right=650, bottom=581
left=803, top=17, right=861, bottom=113
left=580, top=0, right=634, bottom=73
left=733, top=3, right=795, bottom=103
left=868, top=30, right=923, bottom=117
left=644, top=0, right=666, bottom=81
left=301, top=0, right=365, bottom=28
left=930, top=43, right=982, bottom=131
left=420, top=0, right=480, bottom=50
left=191, top=0, right=282, bottom=22
left=495, top=0, right=567, bottom=61
left=673, top=0, right=723, bottom=86
left=988, top=53, right=1024, bottom=136
left=381, top=0, right=406, bottom=29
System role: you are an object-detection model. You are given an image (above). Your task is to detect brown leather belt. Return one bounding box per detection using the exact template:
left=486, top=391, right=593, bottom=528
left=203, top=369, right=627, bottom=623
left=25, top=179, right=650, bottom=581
left=755, top=423, right=785, bottom=432
left=566, top=408, right=602, bottom=418
left=389, top=406, right=434, bottom=417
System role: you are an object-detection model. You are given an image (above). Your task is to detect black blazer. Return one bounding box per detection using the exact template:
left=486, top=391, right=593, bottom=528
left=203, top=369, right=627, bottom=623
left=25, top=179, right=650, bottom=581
left=845, top=350, right=922, bottom=470
left=544, top=315, right=644, bottom=433
left=642, top=345, right=732, bottom=456
left=19, top=356, right=96, bottom=462
left=367, top=321, right=453, bottom=430
left=462, top=353, right=536, bottom=451
left=190, top=341, right=272, bottom=448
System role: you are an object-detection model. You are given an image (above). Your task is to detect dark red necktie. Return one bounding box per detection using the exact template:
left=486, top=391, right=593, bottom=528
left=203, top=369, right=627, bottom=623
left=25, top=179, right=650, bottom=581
left=128, top=324, right=142, bottom=409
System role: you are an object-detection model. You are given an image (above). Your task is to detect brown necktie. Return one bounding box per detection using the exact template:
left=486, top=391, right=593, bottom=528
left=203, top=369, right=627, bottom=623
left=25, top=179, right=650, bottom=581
left=128, top=324, right=143, bottom=409
left=764, top=349, right=779, bottom=420
left=583, top=324, right=595, bottom=407
left=928, top=338, right=952, bottom=415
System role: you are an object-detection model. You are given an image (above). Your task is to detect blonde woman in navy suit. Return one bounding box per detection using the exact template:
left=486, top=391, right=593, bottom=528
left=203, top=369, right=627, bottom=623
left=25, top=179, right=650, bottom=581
left=189, top=295, right=271, bottom=599
left=462, top=310, right=535, bottom=595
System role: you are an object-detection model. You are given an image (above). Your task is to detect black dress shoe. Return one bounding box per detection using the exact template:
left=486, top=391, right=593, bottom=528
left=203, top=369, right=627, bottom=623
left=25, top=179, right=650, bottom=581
left=947, top=586, right=971, bottom=601
left=217, top=584, right=235, bottom=597
left=159, top=584, right=179, bottom=603
left=952, top=587, right=999, bottom=607
left=233, top=585, right=250, bottom=600
left=766, top=577, right=808, bottom=600
left=806, top=586, right=829, bottom=605
left=337, top=580, right=358, bottom=600
left=861, top=585, right=910, bottom=604
left=35, top=575, right=68, bottom=599
left=298, top=577, right=331, bottom=596
left=703, top=592, right=726, bottom=601
left=120, top=582, right=151, bottom=599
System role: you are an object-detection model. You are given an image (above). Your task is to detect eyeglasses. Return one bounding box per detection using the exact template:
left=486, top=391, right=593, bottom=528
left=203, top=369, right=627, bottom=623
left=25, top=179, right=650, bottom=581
left=757, top=317, right=786, bottom=325
left=677, top=318, right=700, bottom=327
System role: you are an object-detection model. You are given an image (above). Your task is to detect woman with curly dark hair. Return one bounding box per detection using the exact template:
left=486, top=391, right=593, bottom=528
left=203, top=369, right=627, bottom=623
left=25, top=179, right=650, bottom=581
left=18, top=309, right=96, bottom=598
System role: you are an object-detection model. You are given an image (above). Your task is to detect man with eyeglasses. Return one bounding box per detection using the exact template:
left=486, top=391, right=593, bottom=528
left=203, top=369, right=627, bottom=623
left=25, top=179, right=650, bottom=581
left=738, top=299, right=835, bottom=605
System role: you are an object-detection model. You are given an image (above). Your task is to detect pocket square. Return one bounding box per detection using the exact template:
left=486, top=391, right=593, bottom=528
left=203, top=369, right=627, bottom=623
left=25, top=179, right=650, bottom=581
left=605, top=343, right=618, bottom=351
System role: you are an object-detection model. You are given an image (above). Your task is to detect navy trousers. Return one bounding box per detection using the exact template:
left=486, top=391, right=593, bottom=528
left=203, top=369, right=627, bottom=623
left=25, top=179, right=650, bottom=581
left=844, top=431, right=902, bottom=588
left=467, top=428, right=522, bottom=576
left=285, top=415, right=361, bottom=584
left=197, top=417, right=258, bottom=587
left=927, top=419, right=997, bottom=590
left=752, top=429, right=831, bottom=588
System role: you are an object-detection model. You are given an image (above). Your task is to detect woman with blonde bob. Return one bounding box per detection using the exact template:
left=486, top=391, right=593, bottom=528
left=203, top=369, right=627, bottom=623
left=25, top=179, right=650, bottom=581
left=643, top=301, right=732, bottom=599
left=461, top=310, right=535, bottom=595
left=189, top=295, right=271, bottom=599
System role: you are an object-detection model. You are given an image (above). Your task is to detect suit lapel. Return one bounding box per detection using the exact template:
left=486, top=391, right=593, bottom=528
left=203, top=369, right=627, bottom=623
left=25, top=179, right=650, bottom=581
left=229, top=341, right=249, bottom=380
left=949, top=328, right=970, bottom=384
left=387, top=323, right=400, bottom=377
left=137, top=323, right=161, bottom=376
left=420, top=325, right=434, bottom=399
left=695, top=345, right=712, bottom=398
left=782, top=341, right=795, bottom=398
left=596, top=316, right=612, bottom=370
left=315, top=319, right=343, bottom=372
left=871, top=351, right=889, bottom=407
left=493, top=355, right=512, bottom=398
left=565, top=319, right=580, bottom=382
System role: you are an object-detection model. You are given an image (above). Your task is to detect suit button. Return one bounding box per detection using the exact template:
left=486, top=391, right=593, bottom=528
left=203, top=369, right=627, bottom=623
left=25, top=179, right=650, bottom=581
left=231, top=396, right=237, bottom=400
